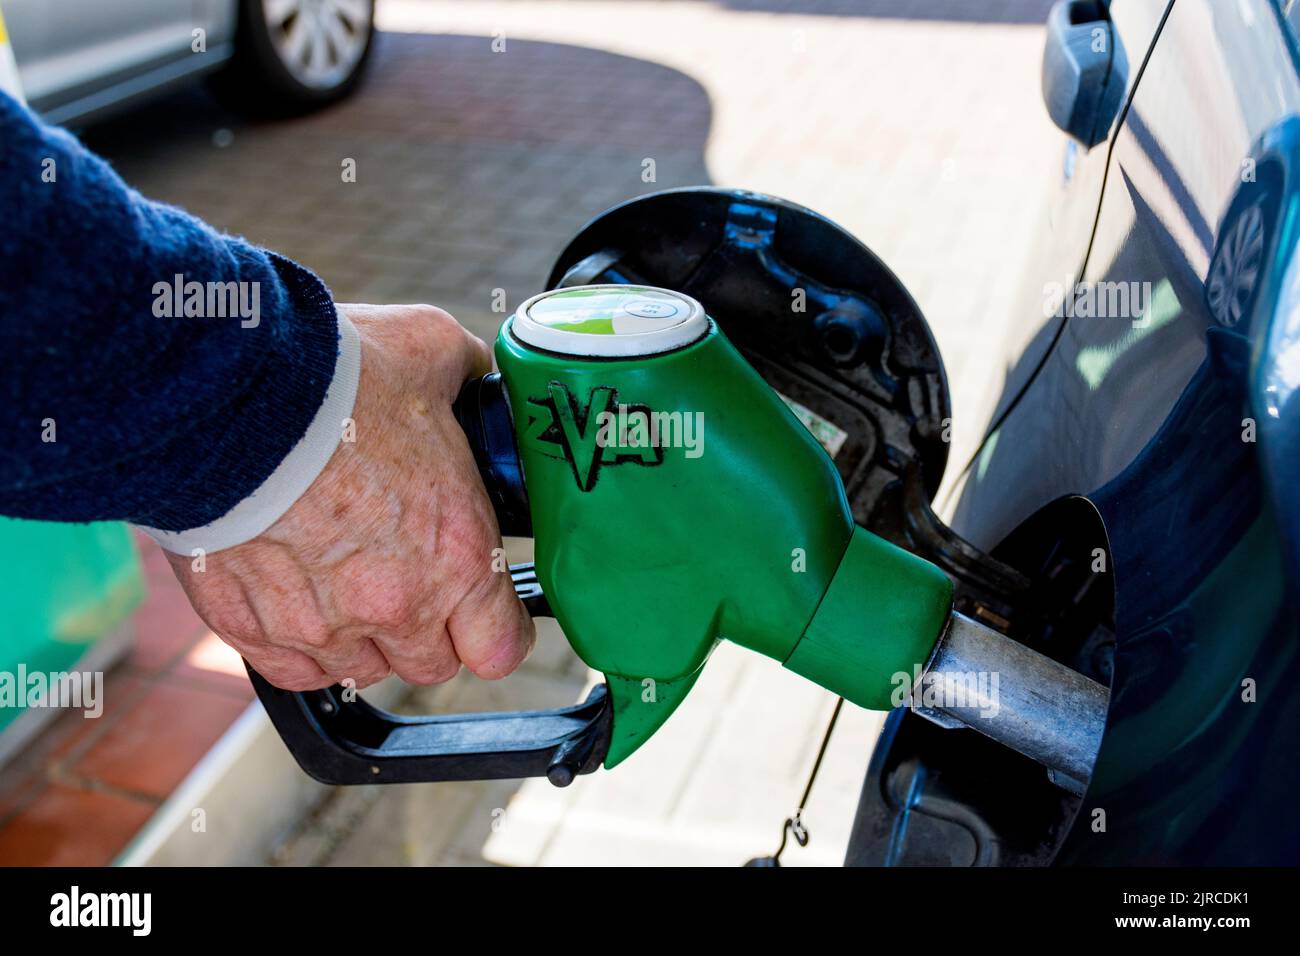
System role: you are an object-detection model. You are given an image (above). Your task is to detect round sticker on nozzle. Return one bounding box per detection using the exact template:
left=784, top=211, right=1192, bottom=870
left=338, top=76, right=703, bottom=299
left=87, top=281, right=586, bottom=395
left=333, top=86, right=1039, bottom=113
left=511, top=285, right=708, bottom=357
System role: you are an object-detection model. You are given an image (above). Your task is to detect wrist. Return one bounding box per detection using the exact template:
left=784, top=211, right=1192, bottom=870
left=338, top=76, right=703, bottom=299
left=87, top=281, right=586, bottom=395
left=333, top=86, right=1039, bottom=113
left=136, top=311, right=362, bottom=555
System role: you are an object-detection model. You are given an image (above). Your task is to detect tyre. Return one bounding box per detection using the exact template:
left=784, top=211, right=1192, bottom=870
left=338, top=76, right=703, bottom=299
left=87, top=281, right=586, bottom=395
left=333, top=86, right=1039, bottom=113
left=214, top=0, right=375, bottom=115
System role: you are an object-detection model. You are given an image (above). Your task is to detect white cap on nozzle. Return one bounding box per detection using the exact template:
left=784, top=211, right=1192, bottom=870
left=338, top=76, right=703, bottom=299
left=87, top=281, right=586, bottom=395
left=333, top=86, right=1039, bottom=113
left=510, top=284, right=708, bottom=358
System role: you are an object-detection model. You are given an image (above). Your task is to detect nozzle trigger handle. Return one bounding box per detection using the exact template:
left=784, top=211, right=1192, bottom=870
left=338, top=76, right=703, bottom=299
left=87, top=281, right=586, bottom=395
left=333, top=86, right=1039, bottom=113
left=247, top=375, right=613, bottom=787
left=451, top=372, right=533, bottom=538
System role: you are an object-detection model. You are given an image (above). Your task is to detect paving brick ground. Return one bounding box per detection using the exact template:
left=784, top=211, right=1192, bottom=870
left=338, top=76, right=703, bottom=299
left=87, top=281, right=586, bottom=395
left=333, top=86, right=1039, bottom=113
left=82, top=0, right=1061, bottom=866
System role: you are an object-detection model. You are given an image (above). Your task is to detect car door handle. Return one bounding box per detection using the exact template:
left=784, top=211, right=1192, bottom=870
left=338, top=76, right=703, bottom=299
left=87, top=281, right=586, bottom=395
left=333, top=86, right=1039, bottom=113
left=1042, top=0, right=1128, bottom=148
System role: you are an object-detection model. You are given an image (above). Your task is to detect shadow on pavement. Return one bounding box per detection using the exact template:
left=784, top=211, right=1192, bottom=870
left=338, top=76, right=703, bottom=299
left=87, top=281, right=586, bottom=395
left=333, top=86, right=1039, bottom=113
left=82, top=31, right=714, bottom=341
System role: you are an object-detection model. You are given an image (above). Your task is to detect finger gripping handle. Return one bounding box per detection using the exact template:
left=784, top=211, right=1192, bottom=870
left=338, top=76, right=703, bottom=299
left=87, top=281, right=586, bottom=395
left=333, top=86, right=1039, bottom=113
left=248, top=375, right=613, bottom=786
left=249, top=561, right=607, bottom=786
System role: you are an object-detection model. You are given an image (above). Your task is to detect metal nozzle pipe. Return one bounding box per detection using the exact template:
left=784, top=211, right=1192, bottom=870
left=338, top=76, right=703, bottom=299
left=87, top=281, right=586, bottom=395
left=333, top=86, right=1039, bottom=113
left=912, top=612, right=1109, bottom=795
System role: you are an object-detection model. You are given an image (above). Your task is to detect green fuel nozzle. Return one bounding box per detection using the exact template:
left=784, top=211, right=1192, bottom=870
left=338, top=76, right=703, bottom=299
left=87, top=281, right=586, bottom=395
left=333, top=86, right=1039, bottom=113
left=252, top=282, right=1108, bottom=793
left=492, top=285, right=954, bottom=766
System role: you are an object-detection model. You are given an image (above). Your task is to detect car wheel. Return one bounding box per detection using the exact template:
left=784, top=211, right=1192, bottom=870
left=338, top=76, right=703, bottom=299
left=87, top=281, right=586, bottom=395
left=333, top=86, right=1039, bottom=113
left=215, top=0, right=375, bottom=114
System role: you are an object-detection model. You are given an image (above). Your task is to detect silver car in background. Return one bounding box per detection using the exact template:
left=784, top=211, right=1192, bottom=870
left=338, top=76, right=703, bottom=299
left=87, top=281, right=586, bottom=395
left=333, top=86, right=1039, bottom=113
left=2, top=0, right=375, bottom=124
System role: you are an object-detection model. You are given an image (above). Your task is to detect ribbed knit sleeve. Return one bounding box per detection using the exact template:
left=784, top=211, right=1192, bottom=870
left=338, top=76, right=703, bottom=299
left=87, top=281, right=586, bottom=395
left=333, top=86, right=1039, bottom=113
left=0, top=90, right=341, bottom=531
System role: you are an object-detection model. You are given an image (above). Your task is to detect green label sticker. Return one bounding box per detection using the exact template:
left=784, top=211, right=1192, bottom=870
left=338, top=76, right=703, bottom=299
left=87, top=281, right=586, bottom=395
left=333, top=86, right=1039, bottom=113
left=527, top=288, right=688, bottom=335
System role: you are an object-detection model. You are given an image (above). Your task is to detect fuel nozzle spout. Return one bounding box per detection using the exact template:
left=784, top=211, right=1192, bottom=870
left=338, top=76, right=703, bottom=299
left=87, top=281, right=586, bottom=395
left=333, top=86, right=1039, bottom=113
left=783, top=527, right=1109, bottom=795
left=910, top=612, right=1110, bottom=795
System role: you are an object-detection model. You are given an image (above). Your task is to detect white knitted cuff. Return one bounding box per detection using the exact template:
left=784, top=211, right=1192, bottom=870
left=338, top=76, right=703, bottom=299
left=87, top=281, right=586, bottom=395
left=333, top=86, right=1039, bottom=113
left=136, top=312, right=362, bottom=555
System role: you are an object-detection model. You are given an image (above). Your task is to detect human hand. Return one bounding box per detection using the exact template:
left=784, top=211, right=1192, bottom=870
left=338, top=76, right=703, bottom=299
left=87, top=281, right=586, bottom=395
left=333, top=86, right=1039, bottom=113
left=167, top=304, right=535, bottom=690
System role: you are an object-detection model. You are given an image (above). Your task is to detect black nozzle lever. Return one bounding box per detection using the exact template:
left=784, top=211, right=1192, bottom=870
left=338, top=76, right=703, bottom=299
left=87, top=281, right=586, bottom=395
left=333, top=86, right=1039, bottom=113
left=249, top=659, right=610, bottom=787
left=452, top=372, right=532, bottom=537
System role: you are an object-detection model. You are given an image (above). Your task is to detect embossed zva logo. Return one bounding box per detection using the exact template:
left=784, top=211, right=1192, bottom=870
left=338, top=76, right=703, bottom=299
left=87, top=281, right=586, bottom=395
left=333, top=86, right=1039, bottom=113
left=524, top=383, right=664, bottom=491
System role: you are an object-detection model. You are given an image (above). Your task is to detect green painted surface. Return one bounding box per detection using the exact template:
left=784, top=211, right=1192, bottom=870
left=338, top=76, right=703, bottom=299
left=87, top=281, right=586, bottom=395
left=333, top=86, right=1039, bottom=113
left=0, top=519, right=143, bottom=733
left=785, top=525, right=953, bottom=709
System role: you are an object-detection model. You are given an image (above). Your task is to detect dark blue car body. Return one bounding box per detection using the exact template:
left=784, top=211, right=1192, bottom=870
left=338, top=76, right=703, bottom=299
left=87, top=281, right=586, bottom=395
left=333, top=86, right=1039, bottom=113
left=849, top=0, right=1300, bottom=865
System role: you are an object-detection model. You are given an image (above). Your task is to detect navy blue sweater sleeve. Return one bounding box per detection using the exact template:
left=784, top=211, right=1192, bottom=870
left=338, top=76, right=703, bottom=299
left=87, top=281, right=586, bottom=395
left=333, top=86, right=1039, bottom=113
left=0, top=91, right=340, bottom=531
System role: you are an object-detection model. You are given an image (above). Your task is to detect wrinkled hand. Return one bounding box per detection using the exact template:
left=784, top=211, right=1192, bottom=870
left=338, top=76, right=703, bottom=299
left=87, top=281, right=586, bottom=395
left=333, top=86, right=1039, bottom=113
left=168, top=304, right=535, bottom=691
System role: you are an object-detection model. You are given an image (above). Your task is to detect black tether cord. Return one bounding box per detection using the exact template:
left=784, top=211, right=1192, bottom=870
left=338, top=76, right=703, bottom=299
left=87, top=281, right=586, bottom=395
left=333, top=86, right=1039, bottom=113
left=750, top=696, right=845, bottom=866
